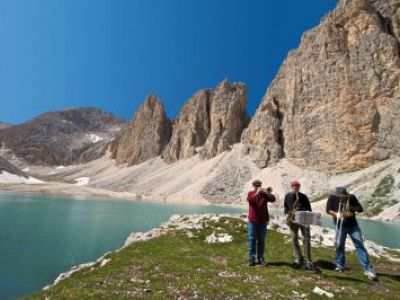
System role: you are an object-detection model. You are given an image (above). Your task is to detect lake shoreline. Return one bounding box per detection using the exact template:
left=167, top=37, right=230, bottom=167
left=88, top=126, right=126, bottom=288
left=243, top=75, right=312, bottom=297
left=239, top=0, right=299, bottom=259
left=0, top=182, right=247, bottom=209
left=36, top=213, right=400, bottom=298
left=1, top=182, right=398, bottom=225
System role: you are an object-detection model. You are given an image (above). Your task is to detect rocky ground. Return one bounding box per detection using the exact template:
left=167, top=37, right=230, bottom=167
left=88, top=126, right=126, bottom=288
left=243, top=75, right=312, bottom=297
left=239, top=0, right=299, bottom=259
left=25, top=214, right=400, bottom=299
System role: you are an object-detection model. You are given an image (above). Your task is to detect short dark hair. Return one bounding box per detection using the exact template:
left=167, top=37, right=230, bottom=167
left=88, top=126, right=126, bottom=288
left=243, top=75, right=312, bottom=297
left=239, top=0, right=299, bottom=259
left=252, top=179, right=262, bottom=187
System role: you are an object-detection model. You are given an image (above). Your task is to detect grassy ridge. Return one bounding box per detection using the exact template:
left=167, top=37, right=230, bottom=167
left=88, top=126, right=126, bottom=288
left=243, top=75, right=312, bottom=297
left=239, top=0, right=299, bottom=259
left=25, top=217, right=400, bottom=299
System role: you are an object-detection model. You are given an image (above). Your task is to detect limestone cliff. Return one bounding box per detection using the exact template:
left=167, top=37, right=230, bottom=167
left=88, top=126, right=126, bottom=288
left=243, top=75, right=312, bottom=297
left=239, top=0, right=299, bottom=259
left=163, top=80, right=248, bottom=163
left=242, top=0, right=400, bottom=173
left=112, top=95, right=172, bottom=166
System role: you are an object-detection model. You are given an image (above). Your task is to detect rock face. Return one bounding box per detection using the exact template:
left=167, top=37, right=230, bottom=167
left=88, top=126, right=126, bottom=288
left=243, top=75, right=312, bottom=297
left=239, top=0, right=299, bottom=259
left=163, top=80, right=248, bottom=163
left=112, top=95, right=172, bottom=166
left=162, top=89, right=212, bottom=163
left=199, top=80, right=248, bottom=159
left=0, top=108, right=125, bottom=166
left=0, top=156, right=28, bottom=178
left=242, top=0, right=400, bottom=173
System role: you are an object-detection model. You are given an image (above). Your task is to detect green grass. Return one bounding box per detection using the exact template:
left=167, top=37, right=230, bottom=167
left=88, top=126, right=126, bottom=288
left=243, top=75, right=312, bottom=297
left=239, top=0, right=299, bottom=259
left=25, top=217, right=400, bottom=299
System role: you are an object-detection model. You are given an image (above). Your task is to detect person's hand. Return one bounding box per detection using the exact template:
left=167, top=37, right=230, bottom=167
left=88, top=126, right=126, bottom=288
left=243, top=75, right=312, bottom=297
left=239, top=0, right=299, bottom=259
left=336, top=212, right=343, bottom=220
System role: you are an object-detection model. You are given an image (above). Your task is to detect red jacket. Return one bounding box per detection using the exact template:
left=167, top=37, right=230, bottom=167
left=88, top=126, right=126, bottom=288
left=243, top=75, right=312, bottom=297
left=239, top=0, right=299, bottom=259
left=247, top=190, right=276, bottom=224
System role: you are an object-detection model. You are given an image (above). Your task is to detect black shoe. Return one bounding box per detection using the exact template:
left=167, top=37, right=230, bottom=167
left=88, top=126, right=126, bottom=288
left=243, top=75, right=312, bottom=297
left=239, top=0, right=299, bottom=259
left=293, top=258, right=303, bottom=268
left=248, top=258, right=256, bottom=266
left=258, top=258, right=266, bottom=266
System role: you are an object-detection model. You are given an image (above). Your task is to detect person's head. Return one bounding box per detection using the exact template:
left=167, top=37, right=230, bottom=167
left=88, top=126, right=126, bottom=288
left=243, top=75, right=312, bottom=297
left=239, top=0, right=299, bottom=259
left=252, top=179, right=262, bottom=191
left=291, top=180, right=301, bottom=192
left=333, top=187, right=349, bottom=200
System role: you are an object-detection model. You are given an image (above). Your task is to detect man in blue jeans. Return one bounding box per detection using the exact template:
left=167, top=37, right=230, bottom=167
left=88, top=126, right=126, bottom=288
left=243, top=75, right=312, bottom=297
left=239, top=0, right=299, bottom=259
left=247, top=179, right=276, bottom=266
left=326, top=187, right=378, bottom=280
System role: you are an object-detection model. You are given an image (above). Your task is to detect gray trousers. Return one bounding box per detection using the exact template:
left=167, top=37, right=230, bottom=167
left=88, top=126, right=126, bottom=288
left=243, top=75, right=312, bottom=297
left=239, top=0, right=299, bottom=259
left=289, top=223, right=312, bottom=263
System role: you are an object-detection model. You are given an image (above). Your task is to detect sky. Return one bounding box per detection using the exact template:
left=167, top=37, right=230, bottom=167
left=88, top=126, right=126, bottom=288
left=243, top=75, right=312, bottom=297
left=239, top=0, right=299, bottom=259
left=0, top=0, right=338, bottom=124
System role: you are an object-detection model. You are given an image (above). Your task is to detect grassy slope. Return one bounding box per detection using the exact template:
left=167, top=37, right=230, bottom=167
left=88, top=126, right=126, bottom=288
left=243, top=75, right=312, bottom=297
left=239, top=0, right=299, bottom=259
left=25, top=217, right=400, bottom=299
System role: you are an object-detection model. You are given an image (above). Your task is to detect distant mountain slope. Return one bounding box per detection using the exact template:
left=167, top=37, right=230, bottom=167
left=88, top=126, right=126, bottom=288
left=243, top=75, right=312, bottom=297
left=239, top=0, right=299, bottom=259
left=0, top=107, right=126, bottom=166
left=0, top=122, right=11, bottom=130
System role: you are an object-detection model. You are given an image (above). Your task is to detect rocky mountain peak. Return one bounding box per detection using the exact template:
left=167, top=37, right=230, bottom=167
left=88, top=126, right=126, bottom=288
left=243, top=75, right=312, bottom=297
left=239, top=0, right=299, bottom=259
left=112, top=94, right=172, bottom=166
left=162, top=80, right=248, bottom=163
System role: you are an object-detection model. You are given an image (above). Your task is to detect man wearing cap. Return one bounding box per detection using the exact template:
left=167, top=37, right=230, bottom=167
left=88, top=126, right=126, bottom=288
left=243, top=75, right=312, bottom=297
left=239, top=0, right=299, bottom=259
left=247, top=179, right=276, bottom=266
left=326, top=187, right=378, bottom=280
left=284, top=180, right=314, bottom=270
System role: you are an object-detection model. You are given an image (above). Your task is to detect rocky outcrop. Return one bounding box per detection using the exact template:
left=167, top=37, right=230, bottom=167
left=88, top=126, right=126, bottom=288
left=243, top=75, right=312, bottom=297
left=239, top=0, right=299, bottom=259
left=163, top=80, right=248, bottom=163
left=162, top=89, right=212, bottom=163
left=112, top=95, right=172, bottom=166
left=242, top=0, right=400, bottom=173
left=0, top=156, right=28, bottom=178
left=0, top=108, right=125, bottom=166
left=199, top=80, right=248, bottom=159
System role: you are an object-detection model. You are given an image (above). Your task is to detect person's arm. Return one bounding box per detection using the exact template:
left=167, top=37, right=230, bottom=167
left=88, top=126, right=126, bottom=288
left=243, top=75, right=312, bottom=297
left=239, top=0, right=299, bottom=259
left=349, top=195, right=363, bottom=213
left=247, top=192, right=258, bottom=204
left=266, top=193, right=276, bottom=203
left=326, top=196, right=338, bottom=218
left=284, top=194, right=289, bottom=215
left=304, top=195, right=312, bottom=212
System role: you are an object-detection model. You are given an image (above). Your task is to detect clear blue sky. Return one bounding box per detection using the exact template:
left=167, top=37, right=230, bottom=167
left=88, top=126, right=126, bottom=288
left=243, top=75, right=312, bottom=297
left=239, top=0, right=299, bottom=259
left=0, top=0, right=338, bottom=124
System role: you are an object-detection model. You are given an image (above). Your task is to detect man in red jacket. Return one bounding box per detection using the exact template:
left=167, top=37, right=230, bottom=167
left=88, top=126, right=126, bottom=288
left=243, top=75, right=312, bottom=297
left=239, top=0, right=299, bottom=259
left=247, top=179, right=276, bottom=266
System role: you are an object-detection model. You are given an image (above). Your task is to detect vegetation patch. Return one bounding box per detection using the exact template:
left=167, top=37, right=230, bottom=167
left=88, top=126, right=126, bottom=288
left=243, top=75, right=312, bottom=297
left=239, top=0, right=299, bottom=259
left=372, top=175, right=394, bottom=197
left=25, top=217, right=400, bottom=299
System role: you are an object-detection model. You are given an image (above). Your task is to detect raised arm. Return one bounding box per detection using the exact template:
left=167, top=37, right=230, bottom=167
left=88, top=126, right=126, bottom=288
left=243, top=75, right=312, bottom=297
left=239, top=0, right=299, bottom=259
left=266, top=193, right=276, bottom=203
left=349, top=195, right=364, bottom=213
left=326, top=196, right=338, bottom=218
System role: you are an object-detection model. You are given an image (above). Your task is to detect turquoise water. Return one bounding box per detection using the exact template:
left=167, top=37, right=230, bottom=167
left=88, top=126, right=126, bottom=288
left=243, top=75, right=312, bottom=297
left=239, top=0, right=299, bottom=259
left=0, top=193, right=244, bottom=300
left=1, top=193, right=399, bottom=299
left=321, top=216, right=400, bottom=249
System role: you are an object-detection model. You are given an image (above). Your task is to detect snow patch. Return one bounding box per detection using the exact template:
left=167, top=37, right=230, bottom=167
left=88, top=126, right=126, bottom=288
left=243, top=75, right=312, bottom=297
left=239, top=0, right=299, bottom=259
left=0, top=171, right=43, bottom=184
left=87, top=133, right=103, bottom=143
left=56, top=166, right=65, bottom=169
left=75, top=177, right=90, bottom=186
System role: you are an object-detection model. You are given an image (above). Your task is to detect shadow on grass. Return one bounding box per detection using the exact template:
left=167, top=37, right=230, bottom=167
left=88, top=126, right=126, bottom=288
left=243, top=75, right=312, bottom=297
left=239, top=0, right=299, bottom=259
left=376, top=272, right=400, bottom=282
left=314, top=259, right=336, bottom=270
left=265, top=261, right=298, bottom=269
left=325, top=274, right=366, bottom=283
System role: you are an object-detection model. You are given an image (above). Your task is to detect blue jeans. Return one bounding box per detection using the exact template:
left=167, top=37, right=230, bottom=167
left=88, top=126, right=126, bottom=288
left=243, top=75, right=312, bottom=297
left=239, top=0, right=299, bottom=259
left=247, top=221, right=267, bottom=260
left=335, top=225, right=373, bottom=272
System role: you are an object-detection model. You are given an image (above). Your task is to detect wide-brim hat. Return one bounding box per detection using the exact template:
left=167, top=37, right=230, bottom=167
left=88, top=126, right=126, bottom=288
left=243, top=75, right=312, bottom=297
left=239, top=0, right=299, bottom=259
left=333, top=187, right=349, bottom=197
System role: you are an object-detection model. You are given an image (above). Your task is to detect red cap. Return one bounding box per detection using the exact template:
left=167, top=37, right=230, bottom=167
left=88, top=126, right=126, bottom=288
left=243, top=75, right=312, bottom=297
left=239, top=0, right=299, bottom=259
left=291, top=180, right=301, bottom=187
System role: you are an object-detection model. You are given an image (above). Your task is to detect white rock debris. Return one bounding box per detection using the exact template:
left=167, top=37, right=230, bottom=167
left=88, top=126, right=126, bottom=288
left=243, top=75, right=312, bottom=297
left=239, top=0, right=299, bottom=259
left=313, top=286, right=334, bottom=298
left=205, top=231, right=233, bottom=244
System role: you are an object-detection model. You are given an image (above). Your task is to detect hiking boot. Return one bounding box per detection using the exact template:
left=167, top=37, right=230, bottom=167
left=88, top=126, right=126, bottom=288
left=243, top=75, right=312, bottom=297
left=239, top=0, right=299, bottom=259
left=293, top=258, right=303, bottom=268
left=248, top=257, right=256, bottom=266
left=364, top=270, right=378, bottom=281
left=335, top=266, right=344, bottom=273
left=305, top=262, right=318, bottom=273
left=258, top=257, right=266, bottom=266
